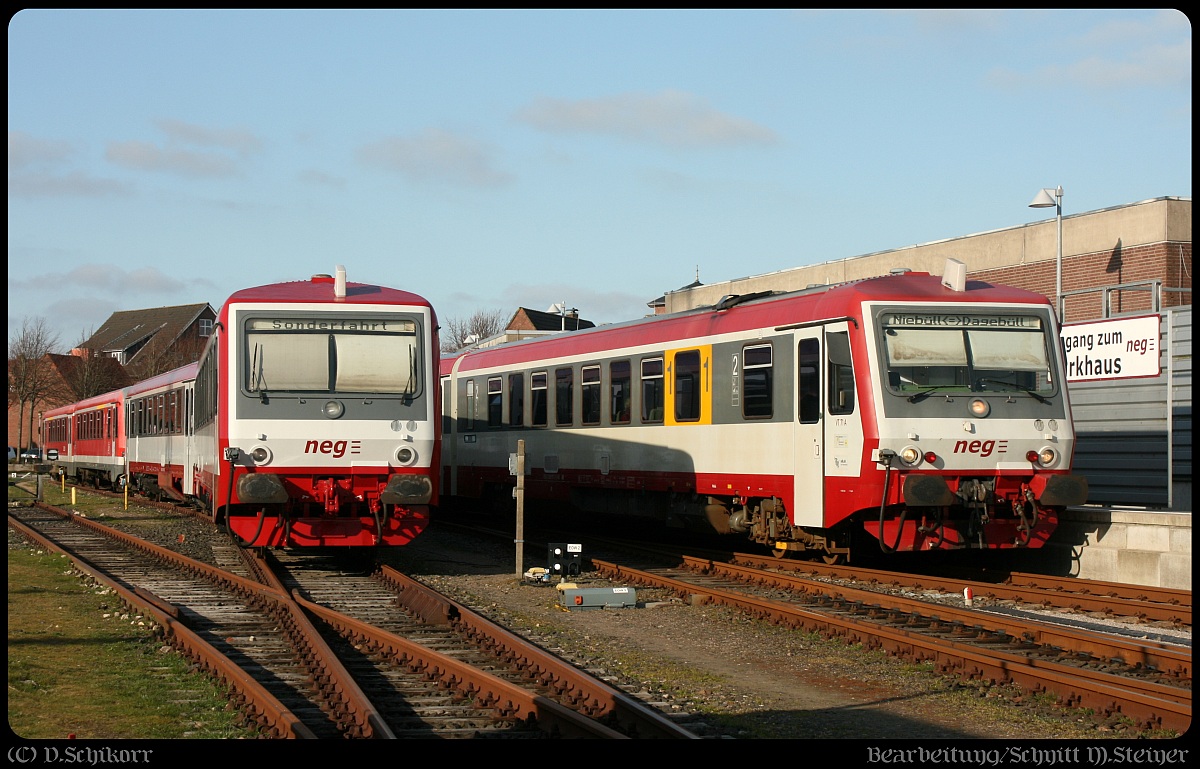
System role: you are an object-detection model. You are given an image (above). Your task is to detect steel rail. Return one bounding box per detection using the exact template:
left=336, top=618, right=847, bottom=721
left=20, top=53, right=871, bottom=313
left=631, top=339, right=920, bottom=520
left=21, top=502, right=388, bottom=737
left=292, top=591, right=631, bottom=739
left=733, top=552, right=1191, bottom=625
left=592, top=558, right=1191, bottom=734
left=690, top=555, right=1191, bottom=679
left=374, top=565, right=699, bottom=739
left=8, top=511, right=315, bottom=738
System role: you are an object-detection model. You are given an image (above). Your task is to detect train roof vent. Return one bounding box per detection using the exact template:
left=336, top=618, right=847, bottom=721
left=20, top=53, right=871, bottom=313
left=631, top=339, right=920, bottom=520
left=335, top=265, right=347, bottom=298
left=941, top=258, right=967, bottom=292
left=889, top=267, right=911, bottom=275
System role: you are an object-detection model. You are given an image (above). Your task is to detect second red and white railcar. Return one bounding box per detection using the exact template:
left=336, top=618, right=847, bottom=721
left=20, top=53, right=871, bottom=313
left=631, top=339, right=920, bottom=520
left=439, top=262, right=1088, bottom=561
left=43, top=388, right=127, bottom=489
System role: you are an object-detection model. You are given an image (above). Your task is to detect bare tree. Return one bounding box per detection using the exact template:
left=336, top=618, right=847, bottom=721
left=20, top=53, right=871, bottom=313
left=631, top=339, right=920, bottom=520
left=53, top=356, right=130, bottom=403
left=125, top=332, right=207, bottom=383
left=7, top=317, right=61, bottom=454
left=440, top=309, right=507, bottom=353
left=38, top=329, right=128, bottom=404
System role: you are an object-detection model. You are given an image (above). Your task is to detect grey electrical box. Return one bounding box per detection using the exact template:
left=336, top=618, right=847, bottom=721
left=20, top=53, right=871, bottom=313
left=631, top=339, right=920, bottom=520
left=559, top=587, right=637, bottom=610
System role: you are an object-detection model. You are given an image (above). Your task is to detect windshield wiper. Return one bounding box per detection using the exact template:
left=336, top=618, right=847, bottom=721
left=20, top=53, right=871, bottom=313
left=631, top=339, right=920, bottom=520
left=251, top=343, right=269, bottom=403
left=976, top=377, right=1050, bottom=404
left=907, top=386, right=952, bottom=404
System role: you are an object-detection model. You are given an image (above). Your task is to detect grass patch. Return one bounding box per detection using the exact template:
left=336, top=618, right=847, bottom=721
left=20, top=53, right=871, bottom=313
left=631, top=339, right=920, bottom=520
left=7, top=536, right=257, bottom=739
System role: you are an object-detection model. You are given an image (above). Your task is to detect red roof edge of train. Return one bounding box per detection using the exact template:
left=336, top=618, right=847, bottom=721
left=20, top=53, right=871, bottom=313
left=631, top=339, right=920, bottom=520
left=221, top=278, right=434, bottom=309
left=444, top=271, right=1053, bottom=373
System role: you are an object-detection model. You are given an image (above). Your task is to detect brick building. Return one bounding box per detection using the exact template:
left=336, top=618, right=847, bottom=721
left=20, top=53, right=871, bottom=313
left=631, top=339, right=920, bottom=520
left=8, top=302, right=215, bottom=454
left=663, top=196, right=1190, bottom=323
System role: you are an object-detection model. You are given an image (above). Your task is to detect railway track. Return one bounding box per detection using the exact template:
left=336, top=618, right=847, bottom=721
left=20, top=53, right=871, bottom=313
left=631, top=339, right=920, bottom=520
left=8, top=503, right=696, bottom=739
left=730, top=552, right=1193, bottom=626
left=265, top=549, right=697, bottom=739
left=585, top=553, right=1191, bottom=734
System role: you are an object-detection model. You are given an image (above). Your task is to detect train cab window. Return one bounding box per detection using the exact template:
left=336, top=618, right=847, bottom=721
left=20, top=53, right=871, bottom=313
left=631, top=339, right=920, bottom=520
left=610, top=360, right=631, bottom=424
left=487, top=377, right=503, bottom=427
left=742, top=344, right=773, bottom=419
left=798, top=339, right=820, bottom=423
left=827, top=331, right=855, bottom=415
left=555, top=367, right=574, bottom=426
left=531, top=372, right=548, bottom=427
left=674, top=350, right=701, bottom=422
left=508, top=373, right=524, bottom=427
left=581, top=365, right=601, bottom=425
left=641, top=358, right=664, bottom=422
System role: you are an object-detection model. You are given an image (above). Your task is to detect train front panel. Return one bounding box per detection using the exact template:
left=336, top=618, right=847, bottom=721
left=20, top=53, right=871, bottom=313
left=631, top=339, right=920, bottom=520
left=197, top=277, right=438, bottom=547
left=848, top=299, right=1087, bottom=552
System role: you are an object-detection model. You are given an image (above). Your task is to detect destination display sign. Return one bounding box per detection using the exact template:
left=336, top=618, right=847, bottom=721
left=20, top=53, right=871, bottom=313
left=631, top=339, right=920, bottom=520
left=882, top=313, right=1042, bottom=329
left=247, top=318, right=414, bottom=333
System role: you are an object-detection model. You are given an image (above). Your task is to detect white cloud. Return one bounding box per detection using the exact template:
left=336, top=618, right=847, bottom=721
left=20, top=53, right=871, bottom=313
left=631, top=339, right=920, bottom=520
left=8, top=131, right=76, bottom=171
left=8, top=171, right=132, bottom=198
left=515, top=90, right=780, bottom=149
left=155, top=118, right=264, bottom=155
left=105, top=140, right=242, bottom=178
left=357, top=128, right=512, bottom=187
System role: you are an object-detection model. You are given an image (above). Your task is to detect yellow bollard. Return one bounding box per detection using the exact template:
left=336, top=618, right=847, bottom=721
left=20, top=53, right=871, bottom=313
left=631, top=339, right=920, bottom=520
left=71, top=487, right=76, bottom=506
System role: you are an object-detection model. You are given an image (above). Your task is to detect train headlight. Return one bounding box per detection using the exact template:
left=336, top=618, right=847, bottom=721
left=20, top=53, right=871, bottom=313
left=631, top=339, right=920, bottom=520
left=322, top=400, right=345, bottom=419
left=968, top=398, right=990, bottom=418
left=395, top=446, right=418, bottom=466
left=899, top=446, right=922, bottom=466
left=249, top=446, right=272, bottom=465
left=1027, top=447, right=1058, bottom=467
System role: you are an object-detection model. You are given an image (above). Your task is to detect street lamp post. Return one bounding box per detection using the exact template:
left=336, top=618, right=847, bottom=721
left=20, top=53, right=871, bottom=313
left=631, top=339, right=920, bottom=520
left=1029, top=185, right=1064, bottom=320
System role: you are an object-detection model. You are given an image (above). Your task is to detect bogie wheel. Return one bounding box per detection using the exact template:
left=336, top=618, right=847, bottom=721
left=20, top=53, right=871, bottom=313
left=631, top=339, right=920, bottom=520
left=822, top=552, right=845, bottom=565
left=772, top=547, right=791, bottom=559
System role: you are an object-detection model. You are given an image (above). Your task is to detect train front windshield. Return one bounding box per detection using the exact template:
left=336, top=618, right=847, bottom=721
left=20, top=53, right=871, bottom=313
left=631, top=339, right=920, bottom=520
left=245, top=317, right=421, bottom=396
left=878, top=311, right=1056, bottom=396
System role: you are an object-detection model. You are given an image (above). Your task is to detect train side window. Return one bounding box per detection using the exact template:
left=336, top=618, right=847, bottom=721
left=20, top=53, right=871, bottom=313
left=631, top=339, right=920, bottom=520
left=581, top=365, right=601, bottom=425
left=531, top=372, right=548, bottom=427
left=742, top=344, right=773, bottom=419
left=674, top=350, right=701, bottom=422
left=465, top=379, right=476, bottom=431
left=610, top=359, right=631, bottom=424
left=641, top=357, right=664, bottom=422
left=798, top=338, right=820, bottom=423
left=487, top=377, right=503, bottom=427
left=827, top=331, right=855, bottom=415
left=508, top=373, right=524, bottom=426
left=555, top=367, right=574, bottom=426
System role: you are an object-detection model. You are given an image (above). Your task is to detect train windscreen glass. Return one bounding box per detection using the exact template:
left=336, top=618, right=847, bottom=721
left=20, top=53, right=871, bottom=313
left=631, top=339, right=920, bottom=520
left=880, top=312, right=1054, bottom=394
left=246, top=318, right=419, bottom=395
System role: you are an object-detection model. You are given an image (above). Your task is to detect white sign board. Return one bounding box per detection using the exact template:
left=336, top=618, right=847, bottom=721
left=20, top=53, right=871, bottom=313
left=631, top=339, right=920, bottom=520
left=1060, top=314, right=1161, bottom=382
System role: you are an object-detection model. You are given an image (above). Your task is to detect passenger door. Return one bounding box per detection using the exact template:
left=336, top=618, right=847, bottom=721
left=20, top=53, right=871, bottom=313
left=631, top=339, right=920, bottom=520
left=793, top=330, right=824, bottom=526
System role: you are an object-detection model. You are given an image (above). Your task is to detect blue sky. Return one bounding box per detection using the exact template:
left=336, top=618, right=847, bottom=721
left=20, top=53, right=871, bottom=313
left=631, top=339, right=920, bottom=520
left=8, top=9, right=1191, bottom=348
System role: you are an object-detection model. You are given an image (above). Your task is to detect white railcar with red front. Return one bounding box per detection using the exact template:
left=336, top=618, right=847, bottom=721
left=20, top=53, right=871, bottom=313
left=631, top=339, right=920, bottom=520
left=440, top=260, right=1087, bottom=562
left=195, top=267, right=440, bottom=547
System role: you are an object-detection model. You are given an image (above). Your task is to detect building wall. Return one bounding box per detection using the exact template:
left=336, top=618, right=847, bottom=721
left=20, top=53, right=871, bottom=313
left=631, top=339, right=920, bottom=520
left=7, top=366, right=70, bottom=453
left=664, top=196, right=1191, bottom=325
